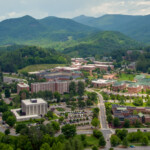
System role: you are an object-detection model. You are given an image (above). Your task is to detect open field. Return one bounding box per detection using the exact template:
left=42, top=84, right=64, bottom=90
left=18, top=64, right=66, bottom=73
left=118, top=73, right=135, bottom=81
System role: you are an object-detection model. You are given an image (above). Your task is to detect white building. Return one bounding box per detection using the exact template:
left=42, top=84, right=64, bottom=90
left=11, top=98, right=48, bottom=121
left=22, top=98, right=47, bottom=116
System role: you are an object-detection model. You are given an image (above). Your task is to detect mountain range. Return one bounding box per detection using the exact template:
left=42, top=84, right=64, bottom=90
left=0, top=15, right=97, bottom=48
left=73, top=14, right=150, bottom=43
left=0, top=15, right=145, bottom=55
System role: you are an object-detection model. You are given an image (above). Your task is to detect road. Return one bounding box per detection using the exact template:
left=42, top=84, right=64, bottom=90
left=87, top=89, right=112, bottom=149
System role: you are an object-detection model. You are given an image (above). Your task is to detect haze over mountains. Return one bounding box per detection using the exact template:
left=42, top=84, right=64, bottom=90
left=73, top=14, right=150, bottom=43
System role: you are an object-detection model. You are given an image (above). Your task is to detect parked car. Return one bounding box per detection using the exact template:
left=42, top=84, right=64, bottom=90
left=130, top=145, right=135, bottom=148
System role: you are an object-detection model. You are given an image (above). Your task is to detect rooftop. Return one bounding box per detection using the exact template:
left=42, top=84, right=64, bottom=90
left=22, top=98, right=47, bottom=105
left=113, top=81, right=125, bottom=87
left=92, top=79, right=115, bottom=84
left=18, top=82, right=29, bottom=88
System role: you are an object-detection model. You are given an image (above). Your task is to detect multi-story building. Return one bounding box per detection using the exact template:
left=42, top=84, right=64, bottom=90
left=22, top=98, right=47, bottom=116
left=11, top=98, right=47, bottom=121
left=31, top=80, right=85, bottom=94
left=17, top=82, right=29, bottom=94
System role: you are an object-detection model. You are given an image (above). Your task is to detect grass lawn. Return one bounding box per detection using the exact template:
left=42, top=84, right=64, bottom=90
left=56, top=108, right=65, bottom=111
left=75, top=134, right=99, bottom=147
left=49, top=114, right=59, bottom=121
left=4, top=74, right=24, bottom=79
left=18, top=64, right=66, bottom=73
left=111, top=102, right=146, bottom=107
left=118, top=73, right=135, bottom=81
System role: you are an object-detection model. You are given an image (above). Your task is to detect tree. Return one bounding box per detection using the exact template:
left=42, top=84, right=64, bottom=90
left=73, top=139, right=84, bottom=150
left=107, top=114, right=113, bottom=124
left=5, top=88, right=10, bottom=98
left=51, top=121, right=60, bottom=132
left=16, top=123, right=27, bottom=134
left=40, top=143, right=51, bottom=150
left=59, top=116, right=64, bottom=124
left=78, top=100, right=85, bottom=108
left=99, top=136, right=106, bottom=147
left=124, top=119, right=130, bottom=128
left=91, top=118, right=100, bottom=128
left=77, top=81, right=85, bottom=97
left=146, top=99, right=150, bottom=106
left=92, top=146, right=98, bottom=150
left=134, top=120, right=141, bottom=128
left=61, top=124, right=76, bottom=138
left=113, top=117, right=120, bottom=127
left=4, top=129, right=10, bottom=135
left=133, top=110, right=138, bottom=115
left=69, top=82, right=76, bottom=96
left=64, top=141, right=72, bottom=150
left=110, top=135, right=121, bottom=147
left=86, top=99, right=93, bottom=106
left=141, top=136, right=149, bottom=146
left=116, top=129, right=128, bottom=140
left=19, top=89, right=29, bottom=100
left=54, top=92, right=61, bottom=103
left=93, top=129, right=103, bottom=138
left=2, top=111, right=13, bottom=121
left=122, top=137, right=128, bottom=147
left=6, top=116, right=16, bottom=127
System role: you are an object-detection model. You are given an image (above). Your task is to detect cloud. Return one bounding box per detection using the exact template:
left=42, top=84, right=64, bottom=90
left=0, top=0, right=150, bottom=21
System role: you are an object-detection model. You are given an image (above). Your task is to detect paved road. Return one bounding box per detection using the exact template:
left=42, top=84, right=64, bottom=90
left=115, top=146, right=150, bottom=150
left=87, top=89, right=112, bottom=149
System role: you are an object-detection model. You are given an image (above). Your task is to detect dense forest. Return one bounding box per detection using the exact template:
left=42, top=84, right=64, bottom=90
left=0, top=46, right=70, bottom=72
left=73, top=14, right=150, bottom=43
left=136, top=46, right=150, bottom=72
left=63, top=31, right=142, bottom=57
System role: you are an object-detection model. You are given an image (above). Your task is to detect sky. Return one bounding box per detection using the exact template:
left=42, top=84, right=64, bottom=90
left=0, top=0, right=150, bottom=21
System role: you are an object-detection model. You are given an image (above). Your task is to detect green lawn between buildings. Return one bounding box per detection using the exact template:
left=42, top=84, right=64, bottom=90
left=18, top=64, right=66, bottom=73
left=75, top=134, right=99, bottom=148
left=118, top=73, right=135, bottom=81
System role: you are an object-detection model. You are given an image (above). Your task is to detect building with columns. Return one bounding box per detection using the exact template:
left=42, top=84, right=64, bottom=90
left=21, top=98, right=47, bottom=116
left=11, top=98, right=47, bottom=121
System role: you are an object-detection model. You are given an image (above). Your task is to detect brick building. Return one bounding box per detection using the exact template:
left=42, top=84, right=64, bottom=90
left=112, top=81, right=126, bottom=91
left=31, top=80, right=85, bottom=94
left=127, top=84, right=142, bottom=93
left=17, top=82, right=29, bottom=94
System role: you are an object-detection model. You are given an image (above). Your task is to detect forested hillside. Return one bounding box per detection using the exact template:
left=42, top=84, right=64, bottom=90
left=63, top=31, right=142, bottom=57
left=0, top=15, right=97, bottom=49
left=73, top=14, right=150, bottom=43
left=0, top=46, right=70, bottom=72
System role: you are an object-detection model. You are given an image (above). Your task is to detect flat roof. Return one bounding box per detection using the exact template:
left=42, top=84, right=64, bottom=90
left=18, top=82, right=29, bottom=88
left=22, top=98, right=47, bottom=105
left=92, top=79, right=115, bottom=84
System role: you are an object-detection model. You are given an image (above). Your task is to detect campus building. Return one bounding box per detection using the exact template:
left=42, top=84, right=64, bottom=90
left=11, top=98, right=47, bottom=121
left=22, top=98, right=47, bottom=116
left=36, top=70, right=82, bottom=81
left=112, top=81, right=126, bottom=91
left=112, top=104, right=150, bottom=125
left=92, top=79, right=115, bottom=88
left=17, top=82, right=29, bottom=94
left=127, top=84, right=142, bottom=93
left=31, top=80, right=85, bottom=94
